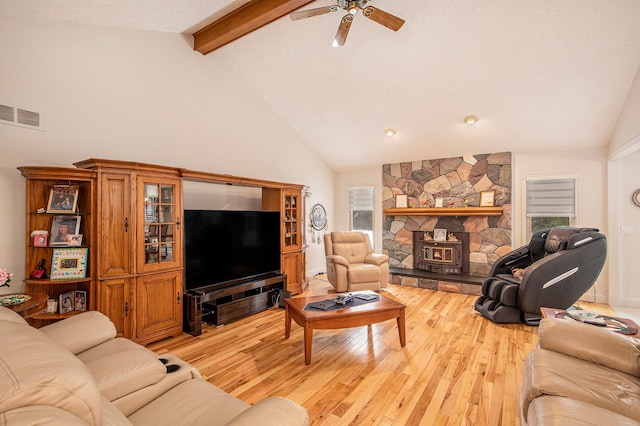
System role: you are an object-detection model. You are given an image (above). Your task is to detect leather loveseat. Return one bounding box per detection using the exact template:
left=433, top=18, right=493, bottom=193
left=0, top=306, right=309, bottom=425
left=521, top=317, right=640, bottom=425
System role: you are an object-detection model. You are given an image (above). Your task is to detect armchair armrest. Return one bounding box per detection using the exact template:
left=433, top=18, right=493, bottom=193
left=40, top=310, right=117, bottom=355
left=227, top=396, right=309, bottom=426
left=365, top=253, right=389, bottom=266
left=326, top=254, right=349, bottom=267
left=489, top=244, right=531, bottom=275
left=538, top=318, right=640, bottom=377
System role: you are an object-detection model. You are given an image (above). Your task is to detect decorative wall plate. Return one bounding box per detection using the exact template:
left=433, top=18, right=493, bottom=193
left=310, top=203, right=327, bottom=230
left=0, top=294, right=31, bottom=306
left=633, top=189, right=640, bottom=207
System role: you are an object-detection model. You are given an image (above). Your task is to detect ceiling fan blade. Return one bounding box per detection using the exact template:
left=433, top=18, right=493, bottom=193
left=290, top=5, right=338, bottom=21
left=333, top=14, right=354, bottom=47
left=362, top=6, right=405, bottom=31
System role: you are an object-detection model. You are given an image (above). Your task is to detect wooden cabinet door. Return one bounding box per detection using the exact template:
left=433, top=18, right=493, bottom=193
left=282, top=251, right=303, bottom=294
left=99, top=278, right=132, bottom=338
left=135, top=271, right=183, bottom=345
left=136, top=176, right=183, bottom=274
left=99, top=172, right=133, bottom=277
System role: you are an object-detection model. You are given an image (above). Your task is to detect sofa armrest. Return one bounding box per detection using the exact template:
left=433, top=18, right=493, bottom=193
left=365, top=253, right=389, bottom=266
left=40, top=310, right=117, bottom=355
left=538, top=318, right=640, bottom=377
left=226, top=397, right=309, bottom=426
left=326, top=254, right=349, bottom=267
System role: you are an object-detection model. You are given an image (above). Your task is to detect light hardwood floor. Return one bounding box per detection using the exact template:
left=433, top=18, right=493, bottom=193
left=148, top=276, right=616, bottom=425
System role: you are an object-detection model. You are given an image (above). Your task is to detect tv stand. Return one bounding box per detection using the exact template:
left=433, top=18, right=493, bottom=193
left=183, top=273, right=288, bottom=336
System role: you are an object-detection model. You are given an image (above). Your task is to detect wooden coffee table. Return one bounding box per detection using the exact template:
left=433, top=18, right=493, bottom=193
left=285, top=290, right=406, bottom=365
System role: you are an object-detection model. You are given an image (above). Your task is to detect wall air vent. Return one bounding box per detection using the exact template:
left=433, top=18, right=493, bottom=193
left=0, top=103, right=45, bottom=131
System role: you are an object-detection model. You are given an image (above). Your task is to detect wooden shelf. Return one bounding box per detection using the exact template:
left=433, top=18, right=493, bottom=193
left=29, top=310, right=84, bottom=321
left=384, top=207, right=503, bottom=217
left=24, top=277, right=92, bottom=286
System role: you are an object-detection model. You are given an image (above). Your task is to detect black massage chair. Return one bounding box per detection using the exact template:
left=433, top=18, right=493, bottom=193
left=474, top=227, right=607, bottom=325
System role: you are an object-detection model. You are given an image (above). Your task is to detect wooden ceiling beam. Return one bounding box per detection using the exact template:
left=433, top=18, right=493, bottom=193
left=193, top=0, right=314, bottom=55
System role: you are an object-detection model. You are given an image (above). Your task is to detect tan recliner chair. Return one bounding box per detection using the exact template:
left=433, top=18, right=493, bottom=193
left=324, top=231, right=389, bottom=292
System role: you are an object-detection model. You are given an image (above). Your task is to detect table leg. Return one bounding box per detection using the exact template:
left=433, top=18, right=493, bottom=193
left=304, top=323, right=313, bottom=365
left=397, top=308, right=406, bottom=347
left=285, top=304, right=291, bottom=339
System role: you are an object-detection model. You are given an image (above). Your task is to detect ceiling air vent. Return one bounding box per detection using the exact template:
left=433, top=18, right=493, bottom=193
left=0, top=104, right=14, bottom=123
left=0, top=103, right=45, bottom=131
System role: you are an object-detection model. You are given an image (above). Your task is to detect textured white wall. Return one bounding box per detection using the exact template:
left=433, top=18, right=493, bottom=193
left=0, top=17, right=333, bottom=293
left=609, top=66, right=640, bottom=155
left=615, top=150, right=640, bottom=306
left=607, top=65, right=640, bottom=308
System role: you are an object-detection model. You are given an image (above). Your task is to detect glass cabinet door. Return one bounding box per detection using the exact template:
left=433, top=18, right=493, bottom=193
left=283, top=192, right=300, bottom=249
left=140, top=178, right=181, bottom=271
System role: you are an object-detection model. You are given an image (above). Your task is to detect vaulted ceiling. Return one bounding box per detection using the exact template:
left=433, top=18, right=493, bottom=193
left=3, top=0, right=640, bottom=170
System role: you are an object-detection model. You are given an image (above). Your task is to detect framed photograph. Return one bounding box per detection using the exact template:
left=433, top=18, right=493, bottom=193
left=74, top=291, right=87, bottom=311
left=433, top=228, right=447, bottom=242
left=59, top=291, right=75, bottom=314
left=395, top=194, right=408, bottom=208
left=50, top=247, right=88, bottom=280
left=68, top=234, right=83, bottom=246
left=50, top=215, right=81, bottom=246
left=480, top=190, right=496, bottom=207
left=47, top=185, right=79, bottom=213
left=45, top=299, right=58, bottom=314
left=435, top=198, right=444, bottom=208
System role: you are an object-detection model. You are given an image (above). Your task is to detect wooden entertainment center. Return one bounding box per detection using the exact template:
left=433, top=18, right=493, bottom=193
left=19, top=159, right=307, bottom=345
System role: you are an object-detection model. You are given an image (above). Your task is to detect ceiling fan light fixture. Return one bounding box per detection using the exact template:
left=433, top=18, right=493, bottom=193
left=385, top=128, right=396, bottom=137
left=464, top=115, right=478, bottom=125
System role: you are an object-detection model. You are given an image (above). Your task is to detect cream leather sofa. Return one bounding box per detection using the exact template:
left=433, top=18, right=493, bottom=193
left=521, top=318, right=640, bottom=425
left=0, top=306, right=309, bottom=425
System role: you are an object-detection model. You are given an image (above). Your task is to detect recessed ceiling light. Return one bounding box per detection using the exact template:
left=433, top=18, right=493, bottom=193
left=464, top=115, right=478, bottom=124
left=385, top=128, right=396, bottom=137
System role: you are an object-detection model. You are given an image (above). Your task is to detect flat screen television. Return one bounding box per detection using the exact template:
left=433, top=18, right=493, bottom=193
left=184, top=210, right=281, bottom=292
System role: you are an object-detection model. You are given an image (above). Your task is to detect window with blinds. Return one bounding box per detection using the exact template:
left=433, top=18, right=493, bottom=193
left=348, top=186, right=375, bottom=243
left=526, top=178, right=575, bottom=234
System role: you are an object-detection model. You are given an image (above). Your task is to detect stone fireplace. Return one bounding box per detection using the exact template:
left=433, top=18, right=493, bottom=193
left=382, top=152, right=513, bottom=294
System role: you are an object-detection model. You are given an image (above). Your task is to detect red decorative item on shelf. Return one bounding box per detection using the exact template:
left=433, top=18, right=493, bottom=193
left=31, top=230, right=49, bottom=247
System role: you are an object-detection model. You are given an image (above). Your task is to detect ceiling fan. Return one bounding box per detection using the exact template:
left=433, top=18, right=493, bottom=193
left=289, top=0, right=405, bottom=47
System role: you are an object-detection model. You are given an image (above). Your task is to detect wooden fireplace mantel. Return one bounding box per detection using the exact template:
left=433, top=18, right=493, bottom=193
left=384, top=207, right=503, bottom=217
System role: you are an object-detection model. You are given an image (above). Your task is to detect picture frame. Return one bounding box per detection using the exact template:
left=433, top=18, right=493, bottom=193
left=395, top=194, right=408, bottom=208
left=50, top=215, right=81, bottom=246
left=46, top=185, right=79, bottom=213
left=74, top=291, right=87, bottom=311
left=479, top=190, right=496, bottom=207
left=59, top=291, right=75, bottom=314
left=435, top=198, right=444, bottom=208
left=433, top=228, right=447, bottom=242
left=45, top=299, right=58, bottom=314
left=50, top=247, right=88, bottom=280
left=68, top=234, right=83, bottom=246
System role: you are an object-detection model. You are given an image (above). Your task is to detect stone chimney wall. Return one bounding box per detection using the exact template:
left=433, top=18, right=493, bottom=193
left=382, top=152, right=513, bottom=277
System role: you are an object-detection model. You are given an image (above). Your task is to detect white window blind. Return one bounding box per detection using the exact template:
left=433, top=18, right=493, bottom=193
left=526, top=178, right=575, bottom=217
left=348, top=187, right=375, bottom=211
